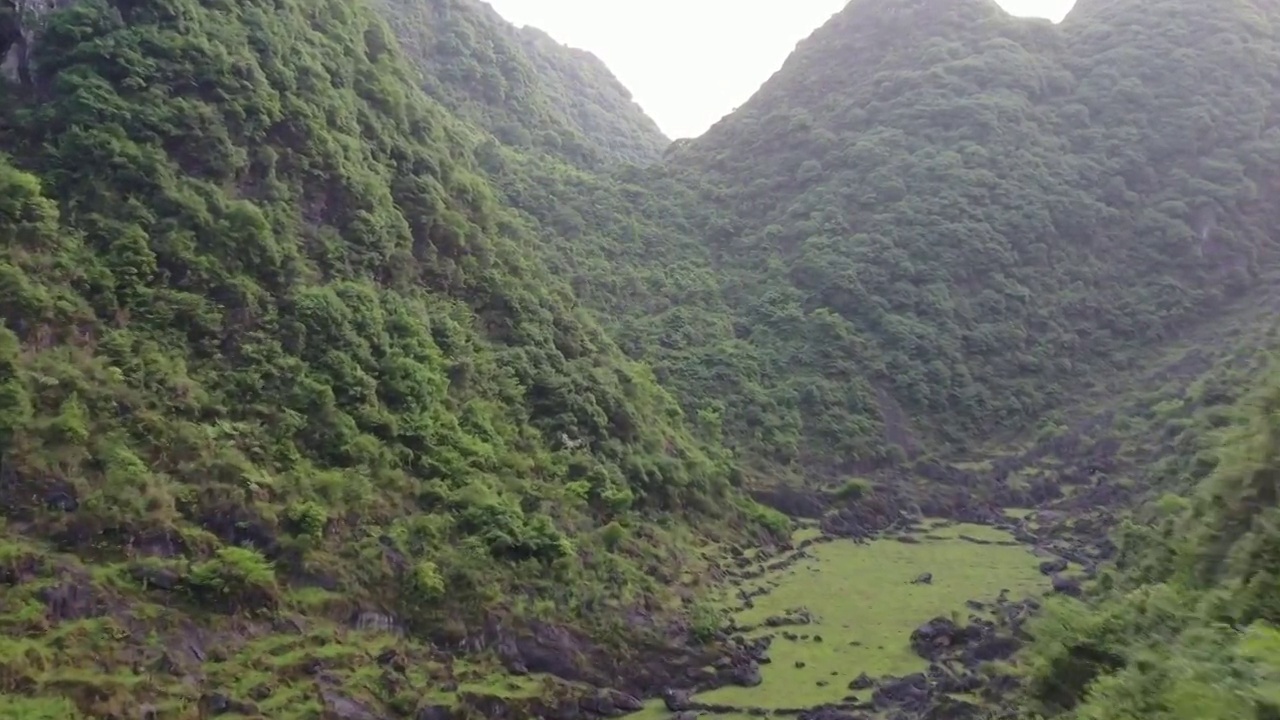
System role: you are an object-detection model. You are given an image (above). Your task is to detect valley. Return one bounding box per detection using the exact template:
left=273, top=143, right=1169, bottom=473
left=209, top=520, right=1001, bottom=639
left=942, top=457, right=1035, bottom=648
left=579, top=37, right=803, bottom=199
left=2, top=0, right=1280, bottom=717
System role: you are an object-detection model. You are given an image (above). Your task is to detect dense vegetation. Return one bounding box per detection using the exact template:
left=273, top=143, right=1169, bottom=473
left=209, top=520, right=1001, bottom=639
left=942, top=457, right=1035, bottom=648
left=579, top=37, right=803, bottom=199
left=1024, top=370, right=1280, bottom=719
left=0, top=0, right=787, bottom=713
left=3, top=0, right=1280, bottom=715
left=376, top=0, right=668, bottom=167
left=660, top=0, right=1280, bottom=470
left=377, top=0, right=1280, bottom=481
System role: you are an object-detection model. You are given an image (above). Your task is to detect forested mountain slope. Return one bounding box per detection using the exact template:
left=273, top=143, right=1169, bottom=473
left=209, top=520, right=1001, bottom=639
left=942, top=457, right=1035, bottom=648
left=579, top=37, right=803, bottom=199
left=378, top=0, right=1280, bottom=483
left=655, top=0, right=1280, bottom=471
left=4, top=0, right=1280, bottom=715
left=376, top=0, right=669, bottom=167
left=1022, top=369, right=1280, bottom=720
left=0, top=0, right=778, bottom=715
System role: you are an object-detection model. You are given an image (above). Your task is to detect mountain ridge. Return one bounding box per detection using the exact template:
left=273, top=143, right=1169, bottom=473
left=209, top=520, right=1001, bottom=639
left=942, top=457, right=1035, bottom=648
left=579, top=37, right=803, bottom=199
left=378, top=0, right=668, bottom=167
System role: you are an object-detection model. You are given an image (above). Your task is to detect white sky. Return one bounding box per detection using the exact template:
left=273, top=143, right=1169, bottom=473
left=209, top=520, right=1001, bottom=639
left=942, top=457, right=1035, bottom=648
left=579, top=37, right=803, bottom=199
left=484, top=0, right=1078, bottom=139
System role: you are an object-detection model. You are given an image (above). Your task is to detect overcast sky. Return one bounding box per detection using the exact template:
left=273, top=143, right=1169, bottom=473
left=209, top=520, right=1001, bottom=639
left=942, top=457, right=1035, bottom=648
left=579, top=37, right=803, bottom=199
left=484, top=0, right=1078, bottom=139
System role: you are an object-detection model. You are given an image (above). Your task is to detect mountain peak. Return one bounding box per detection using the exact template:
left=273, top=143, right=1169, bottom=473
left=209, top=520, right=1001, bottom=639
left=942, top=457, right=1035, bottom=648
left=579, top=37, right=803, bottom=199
left=837, top=0, right=1007, bottom=30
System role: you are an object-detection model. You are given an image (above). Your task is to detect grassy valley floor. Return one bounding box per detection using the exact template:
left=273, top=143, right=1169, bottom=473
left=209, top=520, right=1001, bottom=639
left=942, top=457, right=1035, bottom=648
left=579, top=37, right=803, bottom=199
left=634, top=517, right=1055, bottom=718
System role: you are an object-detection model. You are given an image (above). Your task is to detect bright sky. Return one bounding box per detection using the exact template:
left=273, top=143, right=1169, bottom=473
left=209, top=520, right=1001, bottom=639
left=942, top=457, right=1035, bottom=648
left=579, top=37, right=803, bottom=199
left=484, top=0, right=1077, bottom=139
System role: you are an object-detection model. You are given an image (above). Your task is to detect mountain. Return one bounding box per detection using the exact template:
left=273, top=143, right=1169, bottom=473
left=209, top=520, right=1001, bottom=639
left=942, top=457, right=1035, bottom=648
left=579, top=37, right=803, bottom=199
left=653, top=0, right=1280, bottom=469
left=384, top=0, right=1280, bottom=483
left=5, top=0, right=1280, bottom=716
left=376, top=0, right=669, bottom=166
left=0, top=0, right=780, bottom=715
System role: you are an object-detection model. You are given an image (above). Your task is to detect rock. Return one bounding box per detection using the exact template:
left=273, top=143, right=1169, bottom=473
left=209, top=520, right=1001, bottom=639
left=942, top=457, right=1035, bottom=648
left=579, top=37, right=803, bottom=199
left=911, top=572, right=933, bottom=585
left=38, top=579, right=103, bottom=622
left=320, top=690, right=379, bottom=720
left=1051, top=575, right=1082, bottom=596
left=351, top=611, right=401, bottom=634
left=130, top=564, right=180, bottom=591
left=199, top=504, right=280, bottom=558
left=873, top=673, right=928, bottom=707
left=1038, top=558, right=1069, bottom=575
left=132, top=529, right=187, bottom=558
left=415, top=707, right=454, bottom=720
left=198, top=693, right=254, bottom=717
left=763, top=609, right=813, bottom=627
left=579, top=689, right=642, bottom=717
left=44, top=491, right=78, bottom=513
left=935, top=671, right=983, bottom=694
left=729, top=661, right=762, bottom=687
left=2, top=1, right=73, bottom=86
left=798, top=708, right=864, bottom=720
left=848, top=672, right=875, bottom=690
left=910, top=617, right=964, bottom=658
left=663, top=689, right=693, bottom=712
left=375, top=648, right=406, bottom=673
left=924, top=696, right=981, bottom=720
left=966, top=635, right=1022, bottom=663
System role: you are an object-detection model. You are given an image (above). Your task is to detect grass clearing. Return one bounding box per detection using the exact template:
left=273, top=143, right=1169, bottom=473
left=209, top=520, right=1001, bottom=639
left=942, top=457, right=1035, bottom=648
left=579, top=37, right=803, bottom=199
left=697, top=523, right=1045, bottom=711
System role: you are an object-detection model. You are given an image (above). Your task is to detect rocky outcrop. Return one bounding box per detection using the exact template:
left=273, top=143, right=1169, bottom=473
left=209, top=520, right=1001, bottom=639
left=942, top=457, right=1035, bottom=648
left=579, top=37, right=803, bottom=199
left=1, top=0, right=77, bottom=87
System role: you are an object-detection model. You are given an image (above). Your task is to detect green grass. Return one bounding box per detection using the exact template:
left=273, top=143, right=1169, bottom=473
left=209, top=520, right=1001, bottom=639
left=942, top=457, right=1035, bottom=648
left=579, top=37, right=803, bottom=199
left=698, top=523, right=1045, bottom=710
left=629, top=700, right=761, bottom=720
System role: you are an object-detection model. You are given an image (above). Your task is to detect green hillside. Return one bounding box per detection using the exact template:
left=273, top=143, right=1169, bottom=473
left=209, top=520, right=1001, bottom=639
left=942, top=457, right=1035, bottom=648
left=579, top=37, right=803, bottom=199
left=663, top=0, right=1280, bottom=469
left=4, top=0, right=1280, bottom=717
left=382, top=0, right=1280, bottom=481
left=1021, top=369, right=1280, bottom=720
left=376, top=0, right=669, bottom=167
left=0, top=0, right=777, bottom=715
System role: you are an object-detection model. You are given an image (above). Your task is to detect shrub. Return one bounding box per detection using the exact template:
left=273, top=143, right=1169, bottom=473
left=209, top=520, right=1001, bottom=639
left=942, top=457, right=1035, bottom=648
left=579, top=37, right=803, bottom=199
left=187, top=547, right=278, bottom=612
left=284, top=500, right=328, bottom=539
left=834, top=477, right=873, bottom=501
left=689, top=601, right=724, bottom=643
left=599, top=521, right=627, bottom=551
left=410, top=560, right=445, bottom=601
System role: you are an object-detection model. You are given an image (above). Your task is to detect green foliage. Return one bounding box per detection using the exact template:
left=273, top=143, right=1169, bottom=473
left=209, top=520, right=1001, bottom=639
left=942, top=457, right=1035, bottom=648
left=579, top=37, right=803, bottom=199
left=737, top=498, right=792, bottom=539
left=687, top=600, right=724, bottom=644
left=4, top=0, right=1280, bottom=714
left=410, top=560, right=446, bottom=601
left=664, top=0, right=1280, bottom=466
left=599, top=521, right=627, bottom=551
left=284, top=500, right=328, bottom=540
left=834, top=478, right=873, bottom=501
left=374, top=0, right=1280, bottom=487
left=375, top=0, right=667, bottom=166
left=0, top=0, right=767, bottom=711
left=1022, top=369, right=1280, bottom=719
left=188, top=547, right=279, bottom=611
